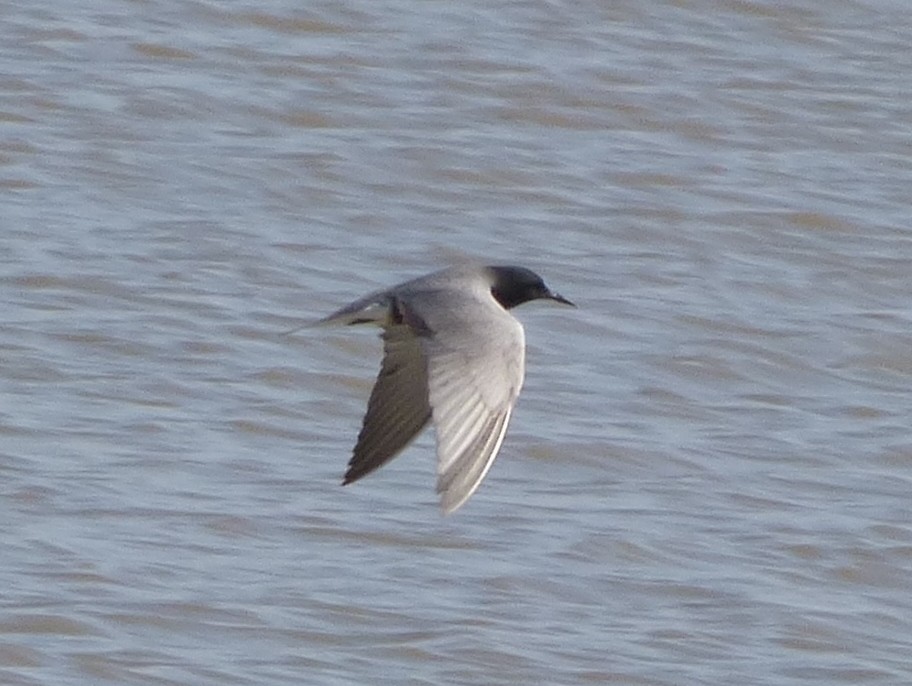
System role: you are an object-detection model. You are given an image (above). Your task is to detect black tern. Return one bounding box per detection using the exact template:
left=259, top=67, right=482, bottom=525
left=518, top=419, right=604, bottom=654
left=321, top=264, right=574, bottom=514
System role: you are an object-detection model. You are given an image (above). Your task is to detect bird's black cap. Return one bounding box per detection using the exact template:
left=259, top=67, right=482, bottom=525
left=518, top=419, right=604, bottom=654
left=487, top=265, right=575, bottom=310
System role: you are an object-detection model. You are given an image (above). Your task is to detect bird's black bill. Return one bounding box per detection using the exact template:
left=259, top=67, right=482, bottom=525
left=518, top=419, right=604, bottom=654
left=549, top=291, right=575, bottom=307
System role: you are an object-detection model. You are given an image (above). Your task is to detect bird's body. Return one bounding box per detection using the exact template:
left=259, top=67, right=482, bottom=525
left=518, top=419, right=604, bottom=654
left=321, top=264, right=573, bottom=514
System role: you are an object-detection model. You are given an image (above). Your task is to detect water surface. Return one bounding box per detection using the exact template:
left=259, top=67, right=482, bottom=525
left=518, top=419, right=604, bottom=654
left=3, top=0, right=912, bottom=684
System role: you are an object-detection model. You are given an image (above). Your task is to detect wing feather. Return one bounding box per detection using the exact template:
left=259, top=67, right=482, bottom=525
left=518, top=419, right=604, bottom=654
left=343, top=324, right=431, bottom=484
left=415, top=289, right=526, bottom=514
left=436, top=407, right=512, bottom=514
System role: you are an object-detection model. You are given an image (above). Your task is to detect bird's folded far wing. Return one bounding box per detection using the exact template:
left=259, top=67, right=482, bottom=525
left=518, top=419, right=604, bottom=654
left=343, top=324, right=431, bottom=484
left=418, top=291, right=526, bottom=514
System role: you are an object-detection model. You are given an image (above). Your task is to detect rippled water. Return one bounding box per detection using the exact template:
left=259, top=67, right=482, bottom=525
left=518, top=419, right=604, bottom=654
left=3, top=0, right=912, bottom=684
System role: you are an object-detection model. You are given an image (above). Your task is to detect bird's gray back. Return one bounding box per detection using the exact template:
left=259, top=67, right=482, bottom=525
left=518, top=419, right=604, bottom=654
left=321, top=264, right=492, bottom=326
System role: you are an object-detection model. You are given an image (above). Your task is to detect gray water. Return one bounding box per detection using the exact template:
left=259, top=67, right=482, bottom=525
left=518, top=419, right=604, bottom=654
left=3, top=0, right=912, bottom=684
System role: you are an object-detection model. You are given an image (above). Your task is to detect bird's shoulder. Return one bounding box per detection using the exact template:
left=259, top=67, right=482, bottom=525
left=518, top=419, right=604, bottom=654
left=400, top=286, right=525, bottom=411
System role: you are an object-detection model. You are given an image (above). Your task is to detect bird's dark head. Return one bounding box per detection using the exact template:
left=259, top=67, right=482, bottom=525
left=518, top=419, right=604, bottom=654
left=486, top=266, right=575, bottom=310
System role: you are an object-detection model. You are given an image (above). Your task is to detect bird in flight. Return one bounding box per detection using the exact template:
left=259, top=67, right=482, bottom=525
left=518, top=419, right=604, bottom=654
left=320, top=264, right=574, bottom=514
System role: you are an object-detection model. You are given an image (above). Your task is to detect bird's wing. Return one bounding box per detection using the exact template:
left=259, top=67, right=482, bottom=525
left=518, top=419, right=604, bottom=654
left=343, top=322, right=432, bottom=484
left=416, top=289, right=526, bottom=514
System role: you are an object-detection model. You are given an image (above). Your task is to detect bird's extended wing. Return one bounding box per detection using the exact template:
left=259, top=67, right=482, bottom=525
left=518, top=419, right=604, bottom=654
left=417, top=290, right=526, bottom=514
left=343, top=323, right=431, bottom=484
